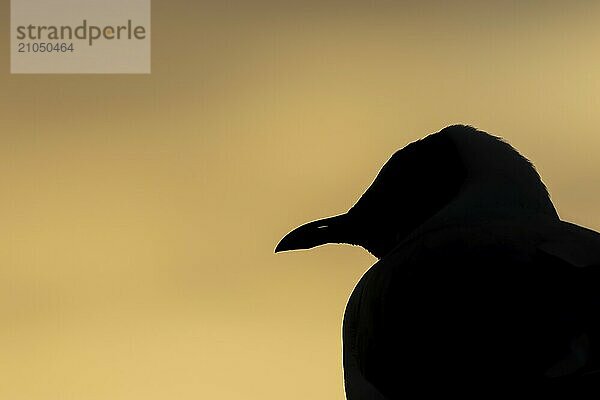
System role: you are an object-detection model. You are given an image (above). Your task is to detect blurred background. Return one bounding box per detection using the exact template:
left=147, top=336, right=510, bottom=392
left=2, top=1, right=600, bottom=399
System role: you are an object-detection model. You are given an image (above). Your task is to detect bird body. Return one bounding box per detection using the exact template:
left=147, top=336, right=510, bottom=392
left=276, top=125, right=600, bottom=397
left=344, top=216, right=600, bottom=397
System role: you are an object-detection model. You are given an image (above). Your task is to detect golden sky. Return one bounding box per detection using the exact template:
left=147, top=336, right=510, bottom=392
left=2, top=1, right=600, bottom=399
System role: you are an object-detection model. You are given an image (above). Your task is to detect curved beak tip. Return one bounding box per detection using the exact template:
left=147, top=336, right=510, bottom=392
left=274, top=232, right=296, bottom=253
left=274, top=214, right=348, bottom=254
left=274, top=241, right=286, bottom=253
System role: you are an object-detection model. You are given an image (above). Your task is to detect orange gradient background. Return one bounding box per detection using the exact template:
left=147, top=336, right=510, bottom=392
left=2, top=1, right=600, bottom=399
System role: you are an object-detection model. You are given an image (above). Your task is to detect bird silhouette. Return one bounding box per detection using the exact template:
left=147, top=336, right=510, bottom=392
left=275, top=125, right=600, bottom=397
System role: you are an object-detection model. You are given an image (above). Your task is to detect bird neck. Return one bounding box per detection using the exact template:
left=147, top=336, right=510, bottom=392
left=433, top=179, right=559, bottom=227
